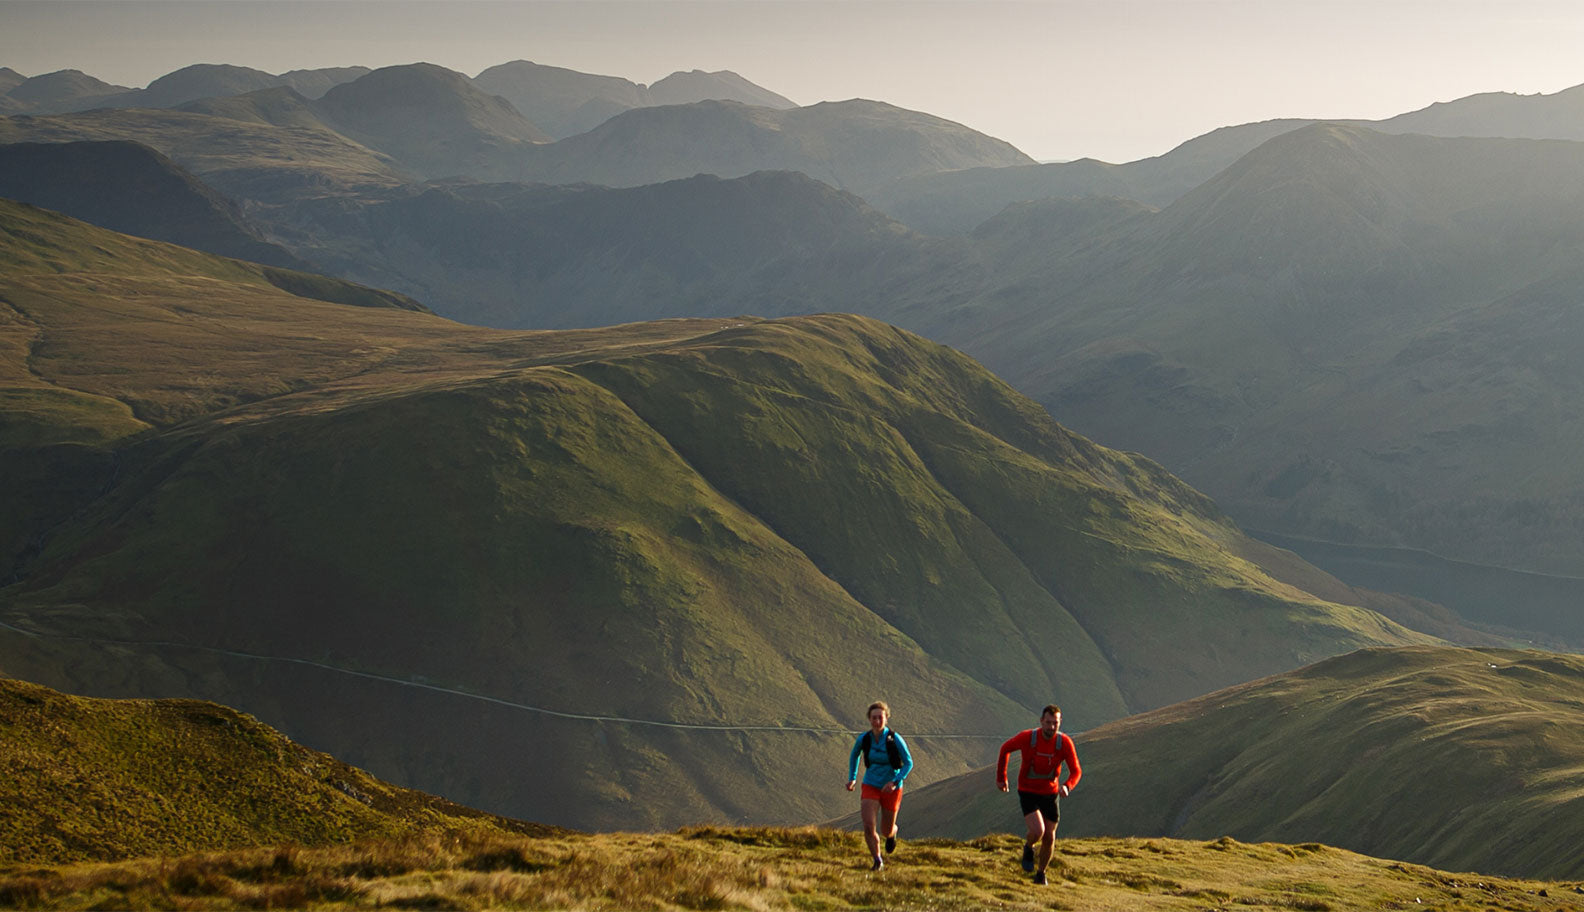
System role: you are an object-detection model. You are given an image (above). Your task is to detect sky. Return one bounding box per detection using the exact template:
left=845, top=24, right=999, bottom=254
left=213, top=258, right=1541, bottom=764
left=3, top=0, right=1584, bottom=163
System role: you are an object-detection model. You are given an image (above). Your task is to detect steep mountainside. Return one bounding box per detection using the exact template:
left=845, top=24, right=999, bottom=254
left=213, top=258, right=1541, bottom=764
left=0, top=140, right=307, bottom=268
left=515, top=98, right=1035, bottom=195
left=897, top=646, right=1584, bottom=881
left=0, top=678, right=553, bottom=865
left=279, top=170, right=977, bottom=329
left=934, top=125, right=1584, bottom=582
left=0, top=202, right=1431, bottom=830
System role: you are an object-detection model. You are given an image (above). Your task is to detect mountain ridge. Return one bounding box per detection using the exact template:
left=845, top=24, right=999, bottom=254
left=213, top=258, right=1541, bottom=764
left=0, top=139, right=309, bottom=269
left=0, top=201, right=1439, bottom=829
left=895, top=645, right=1584, bottom=881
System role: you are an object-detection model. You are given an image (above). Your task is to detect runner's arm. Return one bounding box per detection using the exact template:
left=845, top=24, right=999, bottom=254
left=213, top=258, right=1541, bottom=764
left=994, top=733, right=1021, bottom=790
left=1060, top=733, right=1082, bottom=792
left=891, top=732, right=914, bottom=785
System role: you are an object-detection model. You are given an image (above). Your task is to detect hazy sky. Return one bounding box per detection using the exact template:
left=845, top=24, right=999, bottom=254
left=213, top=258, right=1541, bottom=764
left=4, top=0, right=1584, bottom=163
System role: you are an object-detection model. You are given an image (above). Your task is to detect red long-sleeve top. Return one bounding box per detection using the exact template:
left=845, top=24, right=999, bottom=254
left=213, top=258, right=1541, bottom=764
left=996, top=729, right=1081, bottom=795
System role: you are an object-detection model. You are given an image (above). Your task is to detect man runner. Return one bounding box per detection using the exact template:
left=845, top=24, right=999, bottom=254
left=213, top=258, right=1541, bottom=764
left=995, top=704, right=1081, bottom=885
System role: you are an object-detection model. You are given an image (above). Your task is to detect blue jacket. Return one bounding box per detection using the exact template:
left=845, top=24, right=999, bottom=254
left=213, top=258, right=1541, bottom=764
left=847, top=727, right=913, bottom=788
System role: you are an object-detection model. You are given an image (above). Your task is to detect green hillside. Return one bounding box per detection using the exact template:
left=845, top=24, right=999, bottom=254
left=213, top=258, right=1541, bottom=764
left=1, top=200, right=1434, bottom=830
left=898, top=646, right=1584, bottom=881
left=0, top=677, right=552, bottom=866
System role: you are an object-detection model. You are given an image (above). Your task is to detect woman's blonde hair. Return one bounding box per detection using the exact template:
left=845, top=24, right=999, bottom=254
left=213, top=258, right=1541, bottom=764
left=867, top=701, right=890, bottom=718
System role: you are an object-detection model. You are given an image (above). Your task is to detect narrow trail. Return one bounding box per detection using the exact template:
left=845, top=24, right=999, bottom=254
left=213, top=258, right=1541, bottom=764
left=0, top=619, right=1004, bottom=741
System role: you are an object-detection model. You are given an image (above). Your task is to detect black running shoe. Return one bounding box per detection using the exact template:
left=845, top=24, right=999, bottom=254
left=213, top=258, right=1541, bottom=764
left=871, top=856, right=884, bottom=871
left=1033, top=870, right=1048, bottom=885
left=1021, top=844, right=1035, bottom=872
left=885, top=834, right=897, bottom=854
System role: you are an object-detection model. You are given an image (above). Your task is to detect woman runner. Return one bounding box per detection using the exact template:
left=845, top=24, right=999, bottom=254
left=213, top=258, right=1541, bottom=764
left=846, top=700, right=913, bottom=871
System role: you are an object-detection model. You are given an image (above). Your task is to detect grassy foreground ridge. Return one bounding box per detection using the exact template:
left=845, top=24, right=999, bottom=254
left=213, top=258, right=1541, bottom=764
left=0, top=678, right=554, bottom=866
left=2, top=827, right=1582, bottom=911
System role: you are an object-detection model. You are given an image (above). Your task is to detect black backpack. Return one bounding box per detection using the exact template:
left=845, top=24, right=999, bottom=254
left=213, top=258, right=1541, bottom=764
left=860, top=730, right=902, bottom=769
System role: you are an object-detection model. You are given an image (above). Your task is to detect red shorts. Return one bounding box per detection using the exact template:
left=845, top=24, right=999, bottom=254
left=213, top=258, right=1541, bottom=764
left=861, top=782, right=904, bottom=813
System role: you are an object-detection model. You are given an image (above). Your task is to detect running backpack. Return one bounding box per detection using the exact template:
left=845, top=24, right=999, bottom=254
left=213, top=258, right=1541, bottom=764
left=860, top=730, right=902, bottom=769
left=1026, top=730, right=1064, bottom=780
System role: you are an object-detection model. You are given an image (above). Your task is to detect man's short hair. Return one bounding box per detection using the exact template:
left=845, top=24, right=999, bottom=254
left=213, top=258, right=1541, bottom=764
left=1041, top=704, right=1061, bottom=718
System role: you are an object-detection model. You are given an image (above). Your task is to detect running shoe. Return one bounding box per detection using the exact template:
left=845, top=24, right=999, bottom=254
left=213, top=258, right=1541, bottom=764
left=1033, top=870, right=1048, bottom=885
left=1021, top=844, right=1035, bottom=872
left=885, top=834, right=897, bottom=854
left=871, top=856, right=884, bottom=871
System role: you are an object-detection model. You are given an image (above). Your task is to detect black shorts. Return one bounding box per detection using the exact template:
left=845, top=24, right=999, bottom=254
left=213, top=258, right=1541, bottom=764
left=1018, top=790, right=1060, bottom=822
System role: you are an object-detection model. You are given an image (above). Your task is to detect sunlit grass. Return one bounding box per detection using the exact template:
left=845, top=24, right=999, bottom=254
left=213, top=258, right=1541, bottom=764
left=2, top=827, right=1581, bottom=911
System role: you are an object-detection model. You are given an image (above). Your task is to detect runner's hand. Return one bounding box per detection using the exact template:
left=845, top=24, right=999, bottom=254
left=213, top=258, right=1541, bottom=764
left=998, top=782, right=1009, bottom=792
left=846, top=780, right=856, bottom=792
left=1060, top=784, right=1071, bottom=797
left=882, top=782, right=897, bottom=793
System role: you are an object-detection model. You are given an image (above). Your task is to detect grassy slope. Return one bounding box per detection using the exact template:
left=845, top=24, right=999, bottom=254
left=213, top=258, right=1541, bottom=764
left=0, top=108, right=407, bottom=200
left=1, top=201, right=1432, bottom=830
left=899, top=646, right=1584, bottom=881
left=0, top=678, right=553, bottom=866
left=2, top=827, right=1582, bottom=911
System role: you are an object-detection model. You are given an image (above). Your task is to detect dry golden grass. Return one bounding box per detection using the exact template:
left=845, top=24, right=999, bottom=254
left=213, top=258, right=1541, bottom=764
left=1, top=827, right=1580, bottom=911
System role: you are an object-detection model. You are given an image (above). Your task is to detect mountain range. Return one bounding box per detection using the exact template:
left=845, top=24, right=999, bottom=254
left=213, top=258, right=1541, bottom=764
left=10, top=92, right=1584, bottom=626
left=473, top=60, right=796, bottom=140
left=1, top=58, right=795, bottom=137
left=0, top=200, right=1454, bottom=830
left=0, top=62, right=1028, bottom=198
left=873, top=79, right=1584, bottom=235
left=0, top=63, right=368, bottom=115
left=896, top=645, right=1584, bottom=881
left=11, top=68, right=1584, bottom=641
left=931, top=124, right=1584, bottom=586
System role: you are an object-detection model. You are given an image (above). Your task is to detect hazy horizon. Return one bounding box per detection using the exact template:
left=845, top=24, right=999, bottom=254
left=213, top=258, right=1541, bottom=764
left=4, top=0, right=1584, bottom=163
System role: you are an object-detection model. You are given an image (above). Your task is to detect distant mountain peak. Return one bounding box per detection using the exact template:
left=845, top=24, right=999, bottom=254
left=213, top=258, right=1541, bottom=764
left=648, top=67, right=795, bottom=108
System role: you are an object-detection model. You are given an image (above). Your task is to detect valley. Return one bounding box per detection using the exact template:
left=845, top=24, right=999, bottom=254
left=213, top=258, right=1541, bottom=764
left=4, top=38, right=1584, bottom=908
